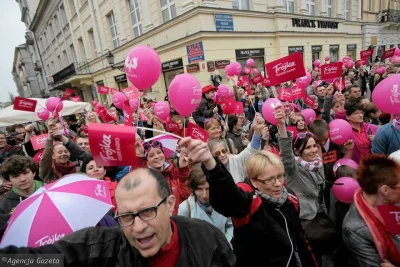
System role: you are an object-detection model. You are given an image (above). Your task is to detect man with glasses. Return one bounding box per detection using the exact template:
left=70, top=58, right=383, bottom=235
left=0, top=168, right=236, bottom=267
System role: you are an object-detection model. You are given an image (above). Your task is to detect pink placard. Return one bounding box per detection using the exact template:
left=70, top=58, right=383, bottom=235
left=30, top=134, right=48, bottom=151
left=265, top=52, right=306, bottom=86
left=187, top=123, right=208, bottom=142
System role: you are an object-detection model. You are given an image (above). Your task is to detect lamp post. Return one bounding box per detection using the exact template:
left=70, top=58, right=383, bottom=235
left=105, top=50, right=124, bottom=72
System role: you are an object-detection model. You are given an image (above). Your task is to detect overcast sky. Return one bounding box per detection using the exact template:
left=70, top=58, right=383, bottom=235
left=0, top=1, right=26, bottom=102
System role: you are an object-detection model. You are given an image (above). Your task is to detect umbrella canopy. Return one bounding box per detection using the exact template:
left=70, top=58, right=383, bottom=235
left=0, top=174, right=113, bottom=248
left=0, top=98, right=91, bottom=127
left=145, top=134, right=179, bottom=158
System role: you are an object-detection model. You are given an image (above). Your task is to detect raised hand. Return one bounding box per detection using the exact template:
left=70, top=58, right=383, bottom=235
left=179, top=137, right=216, bottom=170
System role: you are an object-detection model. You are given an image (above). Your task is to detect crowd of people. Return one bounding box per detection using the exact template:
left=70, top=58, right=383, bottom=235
left=0, top=58, right=399, bottom=267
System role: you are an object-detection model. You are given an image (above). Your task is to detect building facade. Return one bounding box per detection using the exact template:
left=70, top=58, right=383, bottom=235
left=15, top=0, right=50, bottom=98
left=26, top=0, right=372, bottom=103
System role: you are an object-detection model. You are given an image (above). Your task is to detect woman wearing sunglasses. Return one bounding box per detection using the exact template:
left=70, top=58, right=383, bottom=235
left=276, top=106, right=337, bottom=265
left=137, top=139, right=190, bottom=215
left=207, top=113, right=265, bottom=184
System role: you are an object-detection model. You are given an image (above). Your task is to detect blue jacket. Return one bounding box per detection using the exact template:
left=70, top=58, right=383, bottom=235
left=371, top=124, right=400, bottom=155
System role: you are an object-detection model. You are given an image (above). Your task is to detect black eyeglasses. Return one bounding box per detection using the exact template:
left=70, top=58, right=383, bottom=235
left=114, top=197, right=168, bottom=227
left=255, top=173, right=285, bottom=185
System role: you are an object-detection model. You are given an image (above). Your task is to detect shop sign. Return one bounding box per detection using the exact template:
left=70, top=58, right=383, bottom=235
left=235, top=48, right=265, bottom=58
left=292, top=18, right=339, bottom=29
left=114, top=74, right=127, bottom=82
left=207, top=61, right=215, bottom=72
left=215, top=60, right=230, bottom=69
left=186, top=41, right=205, bottom=63
left=214, top=14, right=234, bottom=32
left=312, top=46, right=322, bottom=52
left=288, top=46, right=304, bottom=54
left=347, top=44, right=357, bottom=51
left=186, top=63, right=200, bottom=73
left=96, top=80, right=104, bottom=86
left=330, top=45, right=339, bottom=51
left=162, top=58, right=183, bottom=71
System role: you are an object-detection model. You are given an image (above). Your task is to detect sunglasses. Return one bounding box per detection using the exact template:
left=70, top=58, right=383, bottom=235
left=293, top=132, right=313, bottom=147
left=213, top=148, right=228, bottom=157
left=143, top=141, right=162, bottom=152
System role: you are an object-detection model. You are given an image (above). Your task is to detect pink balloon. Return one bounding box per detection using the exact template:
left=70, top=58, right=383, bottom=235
left=45, top=97, right=61, bottom=112
left=217, top=84, right=230, bottom=98
left=314, top=59, right=321, bottom=67
left=225, top=64, right=235, bottom=76
left=372, top=74, right=400, bottom=114
left=329, top=119, right=352, bottom=145
left=112, top=92, right=127, bottom=109
left=344, top=60, right=354, bottom=69
left=37, top=108, right=50, bottom=121
left=342, top=56, right=350, bottom=63
left=262, top=98, right=282, bottom=125
left=168, top=73, right=202, bottom=117
left=231, top=62, right=242, bottom=76
left=376, top=67, right=385, bottom=75
left=227, top=89, right=233, bottom=98
left=129, top=99, right=139, bottom=110
left=324, top=56, right=330, bottom=61
left=154, top=101, right=170, bottom=121
left=55, top=101, right=63, bottom=112
left=95, top=103, right=103, bottom=109
left=296, top=72, right=312, bottom=89
left=314, top=67, right=319, bottom=72
left=301, top=109, right=316, bottom=125
left=125, top=46, right=161, bottom=90
left=247, top=58, right=255, bottom=67
left=395, top=47, right=400, bottom=56
left=333, top=158, right=359, bottom=177
left=252, top=68, right=259, bottom=74
left=392, top=55, right=400, bottom=63
left=332, top=177, right=360, bottom=204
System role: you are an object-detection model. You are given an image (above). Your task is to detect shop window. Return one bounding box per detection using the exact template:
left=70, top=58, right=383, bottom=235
left=312, top=52, right=320, bottom=68
left=232, top=0, right=249, bottom=10
left=284, top=0, right=295, bottom=13
left=91, top=84, right=99, bottom=101
left=236, top=58, right=265, bottom=77
left=164, top=69, right=184, bottom=93
left=377, top=45, right=386, bottom=58
left=330, top=45, right=339, bottom=62
left=160, top=0, right=176, bottom=23
left=390, top=44, right=395, bottom=48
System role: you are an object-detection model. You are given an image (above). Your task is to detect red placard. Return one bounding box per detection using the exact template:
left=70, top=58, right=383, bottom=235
left=88, top=123, right=137, bottom=166
left=123, top=86, right=140, bottom=100
left=246, top=84, right=252, bottom=95
left=377, top=204, right=400, bottom=235
left=60, top=88, right=75, bottom=101
left=320, top=62, right=343, bottom=81
left=123, top=100, right=133, bottom=126
left=187, top=123, right=208, bottom=142
left=98, top=86, right=110, bottom=95
left=382, top=47, right=396, bottom=60
left=13, top=97, right=37, bottom=112
left=291, top=85, right=307, bottom=100
left=70, top=96, right=82, bottom=102
left=303, top=95, right=316, bottom=108
left=286, top=127, right=298, bottom=139
left=334, top=78, right=345, bottom=92
left=166, top=122, right=179, bottom=132
left=220, top=98, right=236, bottom=114
left=265, top=52, right=306, bottom=86
left=30, top=134, right=48, bottom=151
left=278, top=88, right=293, bottom=102
left=360, top=49, right=373, bottom=59
left=237, top=75, right=249, bottom=87
left=96, top=106, right=117, bottom=123
left=232, top=102, right=244, bottom=114
left=32, top=149, right=44, bottom=163
left=262, top=77, right=273, bottom=87
left=251, top=74, right=263, bottom=85
left=110, top=88, right=119, bottom=95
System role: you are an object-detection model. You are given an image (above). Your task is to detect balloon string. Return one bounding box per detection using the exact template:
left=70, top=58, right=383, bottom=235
left=136, top=126, right=183, bottom=140
left=137, top=97, right=141, bottom=126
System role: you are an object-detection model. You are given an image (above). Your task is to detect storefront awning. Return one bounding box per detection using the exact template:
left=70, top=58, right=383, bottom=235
left=64, top=74, right=93, bottom=87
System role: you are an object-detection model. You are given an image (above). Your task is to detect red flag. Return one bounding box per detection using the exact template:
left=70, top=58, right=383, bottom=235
left=334, top=78, right=345, bottom=92
left=360, top=49, right=373, bottom=59
left=123, top=86, right=140, bottom=100
left=13, top=97, right=37, bottom=112
left=232, top=102, right=244, bottom=114
left=291, top=85, right=307, bottom=100
left=278, top=88, right=293, bottom=102
left=320, top=62, right=343, bottom=81
left=220, top=98, right=236, bottom=114
left=251, top=74, right=263, bottom=85
left=110, top=88, right=119, bottom=95
left=286, top=127, right=298, bottom=139
left=98, top=86, right=110, bottom=94
left=96, top=106, right=117, bottom=123
left=88, top=123, right=137, bottom=166
left=303, top=95, right=316, bottom=108
left=382, top=47, right=396, bottom=60
left=187, top=123, right=209, bottom=142
left=123, top=100, right=133, bottom=126
left=32, top=149, right=44, bottom=163
left=60, top=88, right=75, bottom=101
left=237, top=75, right=249, bottom=87
left=262, top=77, right=273, bottom=87
left=30, top=134, right=48, bottom=151
left=265, top=52, right=306, bottom=86
left=166, top=122, right=179, bottom=132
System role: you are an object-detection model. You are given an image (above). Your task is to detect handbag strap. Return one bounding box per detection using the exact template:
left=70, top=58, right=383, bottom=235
left=186, top=199, right=191, bottom=218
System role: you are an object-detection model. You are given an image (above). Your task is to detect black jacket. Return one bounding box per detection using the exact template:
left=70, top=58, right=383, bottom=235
left=192, top=96, right=221, bottom=124
left=0, top=190, right=27, bottom=239
left=0, top=215, right=236, bottom=267
left=203, top=160, right=317, bottom=267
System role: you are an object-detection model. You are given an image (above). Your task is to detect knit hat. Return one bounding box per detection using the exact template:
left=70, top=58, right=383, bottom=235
left=202, top=85, right=217, bottom=94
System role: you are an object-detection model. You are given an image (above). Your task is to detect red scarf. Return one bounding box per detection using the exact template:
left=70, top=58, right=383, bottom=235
left=52, top=160, right=76, bottom=179
left=354, top=189, right=400, bottom=265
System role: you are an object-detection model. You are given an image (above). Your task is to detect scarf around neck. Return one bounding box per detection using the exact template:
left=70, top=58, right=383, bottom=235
left=354, top=189, right=400, bottom=265
left=52, top=160, right=76, bottom=179
left=256, top=187, right=288, bottom=207
left=295, top=156, right=323, bottom=172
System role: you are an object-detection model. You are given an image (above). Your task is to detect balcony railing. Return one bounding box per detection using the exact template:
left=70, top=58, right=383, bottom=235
left=51, top=62, right=91, bottom=84
left=377, top=9, right=400, bottom=23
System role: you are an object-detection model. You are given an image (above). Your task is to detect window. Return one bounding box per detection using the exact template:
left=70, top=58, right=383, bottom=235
left=344, top=0, right=349, bottom=20
left=43, top=32, right=48, bottom=48
left=48, top=24, right=54, bottom=41
left=129, top=0, right=142, bottom=38
left=232, top=0, right=249, bottom=10
left=160, top=0, right=177, bottom=22
left=107, top=12, right=119, bottom=48
left=51, top=61, right=55, bottom=73
left=368, top=0, right=372, bottom=12
left=327, top=0, right=332, bottom=17
left=46, top=64, right=50, bottom=74
left=53, top=16, right=60, bottom=35
left=78, top=38, right=86, bottom=60
left=70, top=44, right=77, bottom=63
left=284, top=0, right=295, bottom=13
left=60, top=5, right=68, bottom=27
left=88, top=29, right=97, bottom=58
left=306, top=0, right=315, bottom=16
left=68, top=0, right=76, bottom=16
left=63, top=50, right=69, bottom=66
left=57, top=55, right=63, bottom=69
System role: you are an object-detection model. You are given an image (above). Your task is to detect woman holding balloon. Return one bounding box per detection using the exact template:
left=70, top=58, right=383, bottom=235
left=343, top=154, right=400, bottom=267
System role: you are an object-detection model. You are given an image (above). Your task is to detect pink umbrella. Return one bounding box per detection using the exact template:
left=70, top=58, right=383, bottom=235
left=144, top=134, right=179, bottom=158
left=0, top=174, right=113, bottom=248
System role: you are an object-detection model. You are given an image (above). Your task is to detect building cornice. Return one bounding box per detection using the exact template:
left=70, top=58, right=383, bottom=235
left=29, top=0, right=47, bottom=31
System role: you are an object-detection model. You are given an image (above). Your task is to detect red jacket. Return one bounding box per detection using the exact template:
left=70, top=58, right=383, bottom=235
left=104, top=177, right=117, bottom=212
